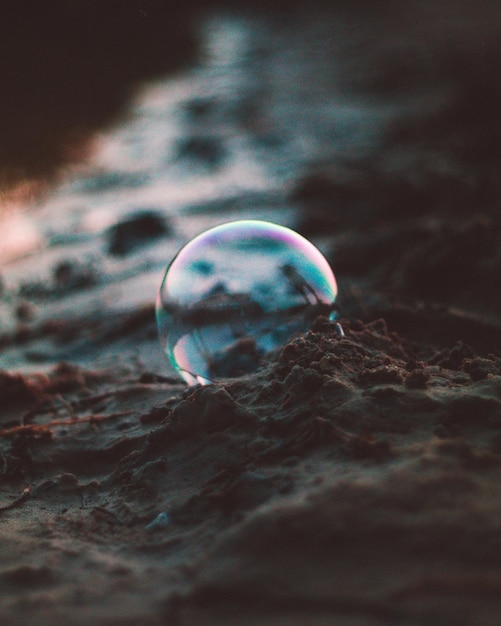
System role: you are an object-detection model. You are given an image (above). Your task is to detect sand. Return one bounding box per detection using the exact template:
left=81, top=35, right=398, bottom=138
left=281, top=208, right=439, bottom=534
left=1, top=2, right=501, bottom=625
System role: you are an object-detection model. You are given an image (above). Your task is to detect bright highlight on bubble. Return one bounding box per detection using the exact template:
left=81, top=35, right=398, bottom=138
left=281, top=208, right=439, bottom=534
left=156, top=220, right=338, bottom=385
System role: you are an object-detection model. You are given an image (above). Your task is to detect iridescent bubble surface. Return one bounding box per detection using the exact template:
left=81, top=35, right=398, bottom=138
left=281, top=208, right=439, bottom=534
left=156, top=220, right=338, bottom=385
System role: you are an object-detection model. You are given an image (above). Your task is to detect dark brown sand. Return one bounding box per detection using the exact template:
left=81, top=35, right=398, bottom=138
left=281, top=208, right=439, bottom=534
left=1, top=2, right=501, bottom=625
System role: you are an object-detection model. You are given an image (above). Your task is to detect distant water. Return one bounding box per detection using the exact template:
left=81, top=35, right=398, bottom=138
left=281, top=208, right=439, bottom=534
left=0, top=11, right=406, bottom=264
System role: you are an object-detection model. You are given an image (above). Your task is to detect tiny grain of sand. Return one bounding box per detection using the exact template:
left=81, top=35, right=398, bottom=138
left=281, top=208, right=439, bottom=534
left=2, top=1, right=501, bottom=625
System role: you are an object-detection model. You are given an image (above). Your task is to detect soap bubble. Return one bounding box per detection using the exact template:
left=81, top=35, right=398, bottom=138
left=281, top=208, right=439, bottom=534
left=156, top=220, right=338, bottom=385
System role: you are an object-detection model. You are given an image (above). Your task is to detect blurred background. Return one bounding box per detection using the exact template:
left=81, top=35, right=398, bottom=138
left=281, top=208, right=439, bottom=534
left=1, top=0, right=500, bottom=372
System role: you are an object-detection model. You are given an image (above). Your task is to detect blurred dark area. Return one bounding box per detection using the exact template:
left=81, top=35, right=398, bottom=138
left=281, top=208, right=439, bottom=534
left=0, top=0, right=332, bottom=192
left=3, top=0, right=501, bottom=196
left=288, top=0, right=501, bottom=323
left=0, top=0, right=200, bottom=189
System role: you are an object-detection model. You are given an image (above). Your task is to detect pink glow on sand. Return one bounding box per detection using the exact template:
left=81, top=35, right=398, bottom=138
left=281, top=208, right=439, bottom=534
left=0, top=209, right=43, bottom=265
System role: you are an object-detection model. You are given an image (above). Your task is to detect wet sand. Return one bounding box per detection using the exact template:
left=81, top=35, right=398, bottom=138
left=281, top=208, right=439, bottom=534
left=1, top=2, right=501, bottom=625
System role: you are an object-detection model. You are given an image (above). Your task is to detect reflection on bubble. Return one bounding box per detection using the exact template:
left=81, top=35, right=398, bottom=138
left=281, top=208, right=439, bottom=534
left=156, top=220, right=338, bottom=385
